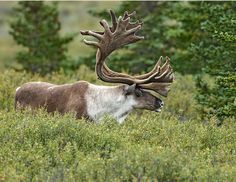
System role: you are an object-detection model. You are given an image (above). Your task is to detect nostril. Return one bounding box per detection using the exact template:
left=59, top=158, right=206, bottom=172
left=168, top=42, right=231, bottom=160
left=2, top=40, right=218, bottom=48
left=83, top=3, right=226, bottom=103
left=155, top=99, right=164, bottom=108
left=160, top=101, right=164, bottom=107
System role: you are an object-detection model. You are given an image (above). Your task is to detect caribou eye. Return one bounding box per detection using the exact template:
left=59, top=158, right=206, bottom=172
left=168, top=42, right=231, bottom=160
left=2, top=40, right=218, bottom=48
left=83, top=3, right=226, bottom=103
left=135, top=89, right=143, bottom=97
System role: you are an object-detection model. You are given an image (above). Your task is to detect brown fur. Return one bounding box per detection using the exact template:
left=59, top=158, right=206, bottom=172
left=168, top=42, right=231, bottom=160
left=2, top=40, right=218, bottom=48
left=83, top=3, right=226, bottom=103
left=15, top=81, right=89, bottom=119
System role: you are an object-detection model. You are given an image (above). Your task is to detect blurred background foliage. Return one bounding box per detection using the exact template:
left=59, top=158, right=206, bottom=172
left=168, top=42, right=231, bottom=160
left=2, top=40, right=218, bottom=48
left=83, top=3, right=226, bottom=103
left=0, top=1, right=235, bottom=121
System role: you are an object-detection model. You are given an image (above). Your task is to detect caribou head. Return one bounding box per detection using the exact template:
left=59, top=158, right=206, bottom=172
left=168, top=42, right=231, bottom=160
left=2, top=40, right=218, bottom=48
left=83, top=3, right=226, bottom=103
left=15, top=10, right=174, bottom=123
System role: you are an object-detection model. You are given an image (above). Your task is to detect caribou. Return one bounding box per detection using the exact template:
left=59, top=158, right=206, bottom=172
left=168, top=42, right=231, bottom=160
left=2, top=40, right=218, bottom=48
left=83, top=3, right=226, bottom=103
left=15, top=10, right=174, bottom=123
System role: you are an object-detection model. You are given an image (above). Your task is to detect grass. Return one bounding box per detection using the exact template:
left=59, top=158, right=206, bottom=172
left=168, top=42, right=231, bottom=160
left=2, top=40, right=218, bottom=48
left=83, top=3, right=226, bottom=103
left=0, top=67, right=235, bottom=181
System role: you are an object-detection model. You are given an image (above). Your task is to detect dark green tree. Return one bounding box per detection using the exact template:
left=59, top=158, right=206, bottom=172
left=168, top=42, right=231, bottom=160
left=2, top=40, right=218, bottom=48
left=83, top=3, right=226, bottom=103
left=193, top=3, right=236, bottom=121
left=10, top=1, right=76, bottom=75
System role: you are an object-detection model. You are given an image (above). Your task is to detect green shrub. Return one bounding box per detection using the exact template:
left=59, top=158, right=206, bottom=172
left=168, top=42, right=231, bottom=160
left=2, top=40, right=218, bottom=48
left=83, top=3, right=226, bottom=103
left=0, top=109, right=235, bottom=181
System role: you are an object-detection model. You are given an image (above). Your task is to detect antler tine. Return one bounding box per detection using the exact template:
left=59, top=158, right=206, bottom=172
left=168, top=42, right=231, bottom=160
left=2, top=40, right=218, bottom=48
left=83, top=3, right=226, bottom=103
left=161, top=57, right=170, bottom=72
left=80, top=30, right=103, bottom=40
left=110, top=10, right=139, bottom=33
left=127, top=20, right=143, bottom=30
left=154, top=65, right=171, bottom=81
left=83, top=39, right=100, bottom=48
left=123, top=11, right=136, bottom=20
left=153, top=57, right=173, bottom=82
left=124, top=24, right=142, bottom=36
left=123, top=11, right=144, bottom=30
left=100, top=19, right=112, bottom=36
left=109, top=10, right=117, bottom=32
left=139, top=82, right=172, bottom=97
left=134, top=56, right=163, bottom=79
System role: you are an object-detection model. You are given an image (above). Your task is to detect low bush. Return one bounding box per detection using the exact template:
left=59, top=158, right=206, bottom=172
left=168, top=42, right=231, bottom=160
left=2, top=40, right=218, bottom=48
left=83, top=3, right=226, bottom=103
left=0, top=110, right=235, bottom=181
left=0, top=68, right=235, bottom=181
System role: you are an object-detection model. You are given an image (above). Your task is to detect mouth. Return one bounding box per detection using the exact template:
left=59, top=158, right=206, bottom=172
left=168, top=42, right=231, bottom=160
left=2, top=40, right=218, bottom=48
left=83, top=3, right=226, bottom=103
left=155, top=108, right=162, bottom=112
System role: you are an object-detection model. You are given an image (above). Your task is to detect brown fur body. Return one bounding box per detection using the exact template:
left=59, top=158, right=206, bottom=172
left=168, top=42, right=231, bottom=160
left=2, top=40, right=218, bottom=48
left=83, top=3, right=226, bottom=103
left=15, top=81, right=88, bottom=119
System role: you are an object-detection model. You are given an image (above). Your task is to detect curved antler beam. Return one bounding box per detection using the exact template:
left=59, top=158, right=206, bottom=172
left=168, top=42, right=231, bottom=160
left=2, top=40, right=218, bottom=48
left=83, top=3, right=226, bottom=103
left=81, top=10, right=174, bottom=97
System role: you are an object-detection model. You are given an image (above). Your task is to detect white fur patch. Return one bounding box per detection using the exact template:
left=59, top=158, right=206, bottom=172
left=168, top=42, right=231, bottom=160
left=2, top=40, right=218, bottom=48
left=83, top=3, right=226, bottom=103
left=85, top=84, right=137, bottom=123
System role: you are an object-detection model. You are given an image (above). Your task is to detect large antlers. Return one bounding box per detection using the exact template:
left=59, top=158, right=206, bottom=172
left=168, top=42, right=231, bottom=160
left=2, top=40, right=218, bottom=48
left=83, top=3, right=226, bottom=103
left=81, top=10, right=174, bottom=97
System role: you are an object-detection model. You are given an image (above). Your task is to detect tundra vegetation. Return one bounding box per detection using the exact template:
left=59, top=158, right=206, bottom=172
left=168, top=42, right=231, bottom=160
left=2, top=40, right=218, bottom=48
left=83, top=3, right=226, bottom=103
left=1, top=69, right=236, bottom=181
left=0, top=1, right=235, bottom=181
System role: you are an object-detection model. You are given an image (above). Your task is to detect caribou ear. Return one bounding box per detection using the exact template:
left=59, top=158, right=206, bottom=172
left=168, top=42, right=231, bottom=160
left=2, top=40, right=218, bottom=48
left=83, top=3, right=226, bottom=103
left=123, top=84, right=136, bottom=96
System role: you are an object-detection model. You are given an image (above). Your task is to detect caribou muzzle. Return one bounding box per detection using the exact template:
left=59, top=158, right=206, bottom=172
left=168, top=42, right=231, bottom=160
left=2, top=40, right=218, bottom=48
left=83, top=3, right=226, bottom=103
left=154, top=97, right=164, bottom=112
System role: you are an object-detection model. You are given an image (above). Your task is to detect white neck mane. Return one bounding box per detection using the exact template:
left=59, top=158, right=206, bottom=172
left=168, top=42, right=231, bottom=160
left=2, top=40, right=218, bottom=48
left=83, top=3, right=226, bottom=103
left=85, top=84, right=137, bottom=123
